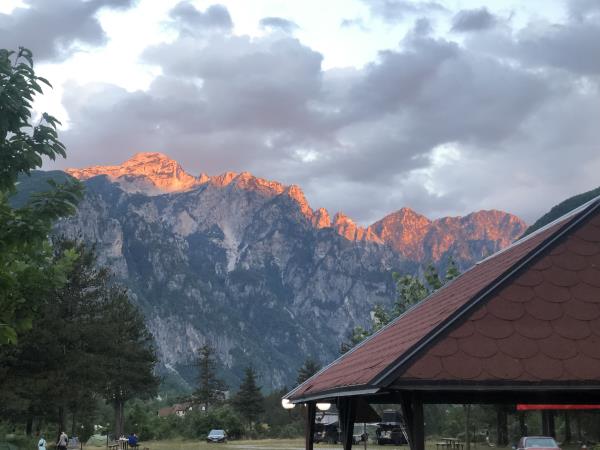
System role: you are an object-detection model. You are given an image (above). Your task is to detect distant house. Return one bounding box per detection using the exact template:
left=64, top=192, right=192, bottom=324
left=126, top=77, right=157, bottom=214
left=158, top=402, right=193, bottom=417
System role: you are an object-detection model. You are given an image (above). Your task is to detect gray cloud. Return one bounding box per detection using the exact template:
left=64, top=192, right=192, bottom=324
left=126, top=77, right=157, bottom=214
left=360, top=0, right=447, bottom=23
left=468, top=10, right=600, bottom=76
left=451, top=8, right=496, bottom=32
left=259, top=17, right=299, bottom=33
left=568, top=0, right=600, bottom=20
left=0, top=0, right=134, bottom=60
left=169, top=2, right=232, bottom=33
left=52, top=6, right=600, bottom=225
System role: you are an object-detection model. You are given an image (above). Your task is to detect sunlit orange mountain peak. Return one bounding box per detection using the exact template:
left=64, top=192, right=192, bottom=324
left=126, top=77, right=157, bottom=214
left=333, top=212, right=383, bottom=243
left=66, top=152, right=203, bottom=193
left=368, top=207, right=527, bottom=264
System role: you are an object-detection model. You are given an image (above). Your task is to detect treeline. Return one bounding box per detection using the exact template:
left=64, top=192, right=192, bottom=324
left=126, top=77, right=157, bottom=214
left=131, top=350, right=321, bottom=440
left=111, top=388, right=306, bottom=441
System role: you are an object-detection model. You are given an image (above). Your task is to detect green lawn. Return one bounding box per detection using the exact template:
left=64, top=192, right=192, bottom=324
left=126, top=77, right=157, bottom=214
left=78, top=439, right=588, bottom=450
left=83, top=439, right=410, bottom=450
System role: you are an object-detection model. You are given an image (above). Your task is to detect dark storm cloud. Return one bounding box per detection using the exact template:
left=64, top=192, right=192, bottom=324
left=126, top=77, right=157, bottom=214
left=259, top=17, right=299, bottom=33
left=0, top=0, right=134, bottom=60
left=451, top=8, right=496, bottom=32
left=169, top=2, right=232, bottom=32
left=360, top=0, right=446, bottom=23
left=54, top=8, right=600, bottom=224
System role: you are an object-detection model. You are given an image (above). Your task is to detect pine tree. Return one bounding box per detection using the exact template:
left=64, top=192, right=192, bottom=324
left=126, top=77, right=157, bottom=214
left=296, top=358, right=321, bottom=385
left=101, top=286, right=159, bottom=437
left=232, top=367, right=264, bottom=427
left=194, top=343, right=227, bottom=411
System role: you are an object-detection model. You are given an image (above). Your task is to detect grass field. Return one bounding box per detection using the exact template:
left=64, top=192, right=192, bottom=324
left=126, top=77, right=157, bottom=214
left=139, top=438, right=307, bottom=450
left=115, top=439, right=405, bottom=450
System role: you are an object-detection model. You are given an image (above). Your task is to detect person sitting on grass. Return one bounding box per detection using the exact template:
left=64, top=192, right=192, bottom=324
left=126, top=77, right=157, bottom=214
left=128, top=433, right=139, bottom=448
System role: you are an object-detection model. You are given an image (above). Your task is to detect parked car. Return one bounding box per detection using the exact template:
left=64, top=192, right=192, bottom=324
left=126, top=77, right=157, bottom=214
left=376, top=410, right=408, bottom=445
left=517, top=436, right=560, bottom=450
left=207, top=430, right=227, bottom=443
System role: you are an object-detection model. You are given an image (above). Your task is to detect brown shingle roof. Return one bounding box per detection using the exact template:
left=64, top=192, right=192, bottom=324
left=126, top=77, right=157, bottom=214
left=288, top=197, right=600, bottom=401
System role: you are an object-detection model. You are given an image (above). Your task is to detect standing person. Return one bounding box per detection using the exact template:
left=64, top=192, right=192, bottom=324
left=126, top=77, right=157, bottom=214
left=56, top=431, right=68, bottom=450
left=37, top=435, right=47, bottom=450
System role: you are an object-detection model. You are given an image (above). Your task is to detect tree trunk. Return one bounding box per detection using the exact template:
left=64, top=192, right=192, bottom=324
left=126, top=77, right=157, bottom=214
left=576, top=412, right=582, bottom=442
left=464, top=405, right=471, bottom=450
left=26, top=415, right=33, bottom=436
left=564, top=412, right=571, bottom=443
left=496, top=407, right=508, bottom=446
left=114, top=399, right=125, bottom=438
left=71, top=411, right=76, bottom=437
left=519, top=412, right=527, bottom=437
left=57, top=406, right=66, bottom=438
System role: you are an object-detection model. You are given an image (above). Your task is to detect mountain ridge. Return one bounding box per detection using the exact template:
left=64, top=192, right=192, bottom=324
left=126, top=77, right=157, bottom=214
left=67, top=152, right=528, bottom=264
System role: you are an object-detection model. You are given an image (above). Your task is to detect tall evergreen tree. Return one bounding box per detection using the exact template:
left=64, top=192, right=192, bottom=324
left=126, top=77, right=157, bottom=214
left=296, top=358, right=321, bottom=385
left=194, top=343, right=227, bottom=411
left=232, top=367, right=264, bottom=427
left=100, top=286, right=159, bottom=437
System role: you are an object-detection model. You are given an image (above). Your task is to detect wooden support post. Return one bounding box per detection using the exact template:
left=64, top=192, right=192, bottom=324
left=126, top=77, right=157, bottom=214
left=400, top=393, right=425, bottom=450
left=412, top=395, right=425, bottom=450
left=305, top=402, right=316, bottom=450
left=338, top=398, right=357, bottom=450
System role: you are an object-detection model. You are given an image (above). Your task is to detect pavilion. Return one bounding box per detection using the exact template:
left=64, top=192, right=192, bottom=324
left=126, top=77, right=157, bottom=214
left=285, top=196, right=600, bottom=450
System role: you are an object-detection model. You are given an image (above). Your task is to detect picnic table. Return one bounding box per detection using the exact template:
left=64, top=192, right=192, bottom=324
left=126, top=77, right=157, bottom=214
left=108, top=439, right=127, bottom=450
left=436, top=438, right=464, bottom=450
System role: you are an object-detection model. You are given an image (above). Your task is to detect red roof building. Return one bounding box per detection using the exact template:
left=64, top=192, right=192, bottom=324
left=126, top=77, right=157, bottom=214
left=286, top=196, right=600, bottom=450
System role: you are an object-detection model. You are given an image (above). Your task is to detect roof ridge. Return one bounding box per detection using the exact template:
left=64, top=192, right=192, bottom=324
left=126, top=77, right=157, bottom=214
left=371, top=196, right=600, bottom=387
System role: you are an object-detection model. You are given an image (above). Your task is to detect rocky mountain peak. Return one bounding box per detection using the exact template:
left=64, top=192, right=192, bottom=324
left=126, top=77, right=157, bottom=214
left=284, top=185, right=314, bottom=219
left=211, top=171, right=238, bottom=187
left=369, top=208, right=527, bottom=263
left=66, top=152, right=203, bottom=194
left=312, top=207, right=331, bottom=228
left=333, top=212, right=382, bottom=243
left=369, top=207, right=432, bottom=260
left=232, top=172, right=286, bottom=196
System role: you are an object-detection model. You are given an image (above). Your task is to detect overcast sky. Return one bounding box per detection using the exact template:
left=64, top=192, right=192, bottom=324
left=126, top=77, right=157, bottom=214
left=2, top=0, right=599, bottom=225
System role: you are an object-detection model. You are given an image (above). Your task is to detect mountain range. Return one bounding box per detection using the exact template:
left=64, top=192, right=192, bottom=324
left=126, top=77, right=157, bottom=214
left=21, top=152, right=527, bottom=390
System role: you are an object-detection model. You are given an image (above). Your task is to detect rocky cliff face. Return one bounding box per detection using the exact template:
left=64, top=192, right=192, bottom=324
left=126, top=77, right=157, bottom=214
left=369, top=208, right=527, bottom=269
left=55, top=152, right=526, bottom=389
